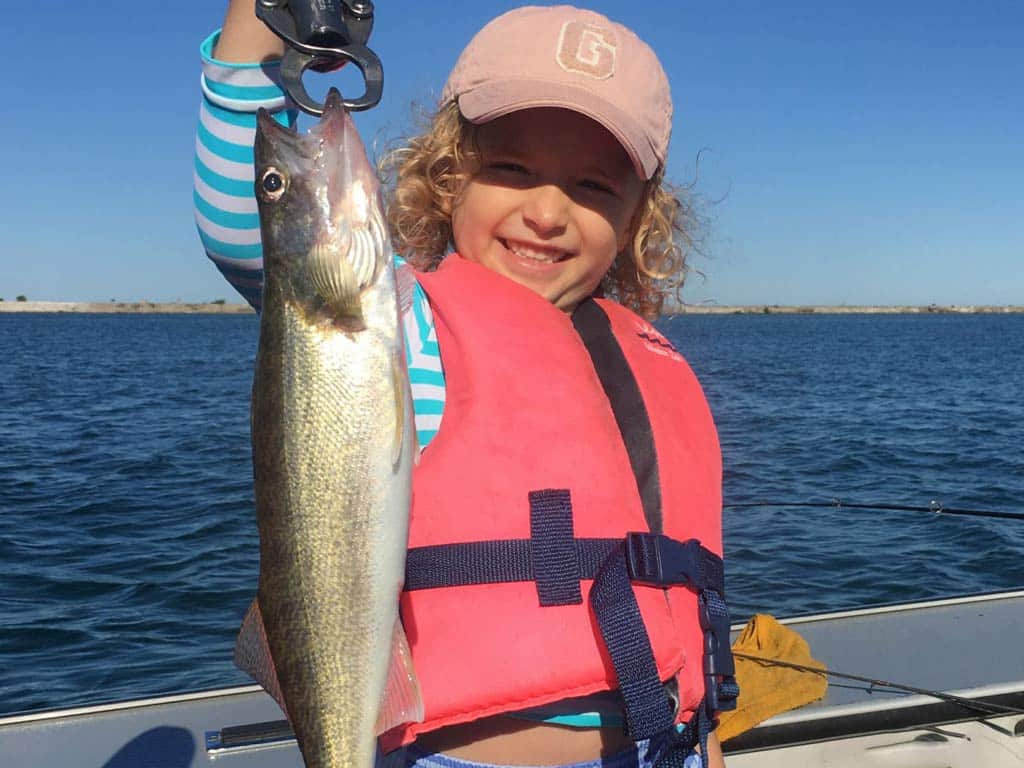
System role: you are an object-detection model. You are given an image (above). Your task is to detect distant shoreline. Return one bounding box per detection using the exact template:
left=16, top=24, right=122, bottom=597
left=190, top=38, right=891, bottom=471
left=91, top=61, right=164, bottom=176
left=0, top=301, right=254, bottom=314
left=670, top=304, right=1024, bottom=315
left=1, top=300, right=1022, bottom=316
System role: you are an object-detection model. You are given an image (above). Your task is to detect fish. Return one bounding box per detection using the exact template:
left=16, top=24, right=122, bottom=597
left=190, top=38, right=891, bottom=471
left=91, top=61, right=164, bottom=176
left=233, top=88, right=422, bottom=768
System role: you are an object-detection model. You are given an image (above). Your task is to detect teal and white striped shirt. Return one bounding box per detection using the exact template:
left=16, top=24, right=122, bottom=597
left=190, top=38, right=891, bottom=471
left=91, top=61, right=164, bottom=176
left=194, top=31, right=445, bottom=446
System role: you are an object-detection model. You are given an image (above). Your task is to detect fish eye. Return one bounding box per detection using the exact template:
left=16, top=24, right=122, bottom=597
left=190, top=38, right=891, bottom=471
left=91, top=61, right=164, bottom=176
left=259, top=168, right=287, bottom=201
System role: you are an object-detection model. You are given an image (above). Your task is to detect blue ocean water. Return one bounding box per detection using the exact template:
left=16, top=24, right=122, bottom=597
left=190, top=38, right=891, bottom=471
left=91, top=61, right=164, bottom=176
left=1, top=311, right=1023, bottom=717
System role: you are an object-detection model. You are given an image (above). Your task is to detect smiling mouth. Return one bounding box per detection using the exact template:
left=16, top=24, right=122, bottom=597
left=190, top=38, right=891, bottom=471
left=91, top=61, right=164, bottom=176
left=502, top=239, right=571, bottom=264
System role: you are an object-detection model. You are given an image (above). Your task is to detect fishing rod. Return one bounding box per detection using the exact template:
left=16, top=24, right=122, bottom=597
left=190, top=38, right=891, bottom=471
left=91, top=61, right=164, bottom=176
left=723, top=498, right=1024, bottom=522
left=732, top=652, right=1024, bottom=734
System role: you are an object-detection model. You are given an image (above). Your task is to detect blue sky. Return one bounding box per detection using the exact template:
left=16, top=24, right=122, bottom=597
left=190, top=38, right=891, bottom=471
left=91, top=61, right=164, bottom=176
left=2, top=1, right=1021, bottom=306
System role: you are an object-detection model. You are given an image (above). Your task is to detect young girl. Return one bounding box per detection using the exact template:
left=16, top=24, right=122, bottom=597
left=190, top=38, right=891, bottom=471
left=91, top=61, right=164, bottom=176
left=195, top=4, right=733, bottom=767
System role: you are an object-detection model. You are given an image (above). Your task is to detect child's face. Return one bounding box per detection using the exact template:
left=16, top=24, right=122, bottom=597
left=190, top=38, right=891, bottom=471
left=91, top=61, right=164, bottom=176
left=451, top=108, right=644, bottom=313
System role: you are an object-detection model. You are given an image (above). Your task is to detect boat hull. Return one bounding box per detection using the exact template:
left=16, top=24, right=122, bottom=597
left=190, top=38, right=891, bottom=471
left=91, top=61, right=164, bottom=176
left=3, top=591, right=1023, bottom=767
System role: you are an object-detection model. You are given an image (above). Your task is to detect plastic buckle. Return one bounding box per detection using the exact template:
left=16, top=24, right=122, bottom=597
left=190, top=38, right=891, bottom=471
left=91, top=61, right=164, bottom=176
left=699, top=595, right=735, bottom=675
left=698, top=591, right=736, bottom=715
left=702, top=651, right=720, bottom=713
left=624, top=533, right=701, bottom=588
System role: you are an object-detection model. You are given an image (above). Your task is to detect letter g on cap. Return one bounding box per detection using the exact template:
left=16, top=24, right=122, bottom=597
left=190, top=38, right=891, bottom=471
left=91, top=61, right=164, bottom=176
left=556, top=21, right=617, bottom=80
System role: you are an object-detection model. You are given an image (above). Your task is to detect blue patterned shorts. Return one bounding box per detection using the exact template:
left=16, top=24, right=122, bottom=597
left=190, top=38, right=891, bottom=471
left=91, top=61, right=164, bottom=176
left=386, top=739, right=701, bottom=768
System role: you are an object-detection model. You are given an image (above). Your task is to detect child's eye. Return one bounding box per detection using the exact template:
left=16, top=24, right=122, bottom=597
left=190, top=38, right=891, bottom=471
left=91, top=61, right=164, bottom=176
left=488, top=161, right=530, bottom=175
left=579, top=178, right=617, bottom=196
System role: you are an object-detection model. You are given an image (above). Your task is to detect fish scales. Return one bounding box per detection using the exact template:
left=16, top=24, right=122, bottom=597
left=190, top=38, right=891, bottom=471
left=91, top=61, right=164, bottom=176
left=254, top=300, right=405, bottom=764
left=240, top=90, right=417, bottom=768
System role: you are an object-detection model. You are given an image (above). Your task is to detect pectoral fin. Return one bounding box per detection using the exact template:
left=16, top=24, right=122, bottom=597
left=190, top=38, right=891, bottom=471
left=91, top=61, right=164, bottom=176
left=308, top=241, right=365, bottom=328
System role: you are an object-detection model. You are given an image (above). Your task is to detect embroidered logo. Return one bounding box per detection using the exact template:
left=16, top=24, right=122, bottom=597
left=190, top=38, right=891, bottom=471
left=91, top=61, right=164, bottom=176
left=556, top=21, right=617, bottom=80
left=635, top=320, right=684, bottom=363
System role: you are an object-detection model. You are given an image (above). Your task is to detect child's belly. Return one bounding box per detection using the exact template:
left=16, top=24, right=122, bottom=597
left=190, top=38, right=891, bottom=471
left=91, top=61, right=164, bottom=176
left=411, top=714, right=636, bottom=764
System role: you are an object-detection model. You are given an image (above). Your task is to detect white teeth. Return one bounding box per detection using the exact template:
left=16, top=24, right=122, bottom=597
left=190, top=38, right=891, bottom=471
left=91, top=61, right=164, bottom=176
left=506, top=241, right=566, bottom=263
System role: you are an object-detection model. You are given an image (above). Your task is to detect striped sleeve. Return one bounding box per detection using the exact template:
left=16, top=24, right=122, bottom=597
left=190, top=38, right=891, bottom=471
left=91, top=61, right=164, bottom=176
left=193, top=32, right=446, bottom=442
left=194, top=30, right=297, bottom=312
left=404, top=279, right=446, bottom=448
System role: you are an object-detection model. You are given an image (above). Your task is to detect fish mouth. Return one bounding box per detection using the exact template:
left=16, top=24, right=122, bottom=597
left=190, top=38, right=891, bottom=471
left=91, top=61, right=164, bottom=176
left=500, top=238, right=572, bottom=264
left=315, top=88, right=349, bottom=143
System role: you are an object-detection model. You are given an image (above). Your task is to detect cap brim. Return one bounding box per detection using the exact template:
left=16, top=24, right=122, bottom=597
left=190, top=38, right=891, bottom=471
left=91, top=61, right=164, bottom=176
left=457, top=80, right=659, bottom=180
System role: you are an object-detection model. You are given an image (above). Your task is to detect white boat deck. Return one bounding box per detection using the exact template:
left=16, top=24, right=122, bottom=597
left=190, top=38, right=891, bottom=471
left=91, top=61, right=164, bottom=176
left=766, top=590, right=1024, bottom=709
left=723, top=590, right=1024, bottom=764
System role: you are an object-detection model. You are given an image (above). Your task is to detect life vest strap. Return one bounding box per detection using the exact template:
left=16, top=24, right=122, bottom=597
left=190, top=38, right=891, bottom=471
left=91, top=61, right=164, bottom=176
left=572, top=298, right=663, bottom=534
left=404, top=533, right=724, bottom=595
left=403, top=528, right=737, bottom=765
left=590, top=542, right=676, bottom=741
left=529, top=489, right=584, bottom=606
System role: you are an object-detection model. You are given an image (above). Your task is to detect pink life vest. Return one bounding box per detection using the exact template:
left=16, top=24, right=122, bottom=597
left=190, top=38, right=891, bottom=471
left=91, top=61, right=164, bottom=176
left=387, top=255, right=732, bottom=749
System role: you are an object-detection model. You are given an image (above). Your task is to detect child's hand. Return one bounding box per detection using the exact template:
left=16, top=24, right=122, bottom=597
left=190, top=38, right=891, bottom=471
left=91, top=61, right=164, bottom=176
left=213, top=0, right=285, bottom=63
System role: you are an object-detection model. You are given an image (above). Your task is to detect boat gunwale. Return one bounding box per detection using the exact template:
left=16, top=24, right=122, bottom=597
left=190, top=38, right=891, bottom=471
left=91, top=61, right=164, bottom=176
left=4, top=589, right=1023, bottom=728
left=731, top=587, right=1024, bottom=629
left=722, top=688, right=1024, bottom=754
left=0, top=684, right=265, bottom=727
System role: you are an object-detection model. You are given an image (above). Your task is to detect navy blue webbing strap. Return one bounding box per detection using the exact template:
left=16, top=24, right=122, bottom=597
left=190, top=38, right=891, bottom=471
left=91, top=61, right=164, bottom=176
left=529, top=489, right=582, bottom=606
left=404, top=533, right=724, bottom=594
left=404, top=531, right=733, bottom=768
left=572, top=299, right=663, bottom=535
left=404, top=541, right=733, bottom=768
left=405, top=538, right=618, bottom=590
left=647, top=591, right=739, bottom=768
left=589, top=544, right=676, bottom=741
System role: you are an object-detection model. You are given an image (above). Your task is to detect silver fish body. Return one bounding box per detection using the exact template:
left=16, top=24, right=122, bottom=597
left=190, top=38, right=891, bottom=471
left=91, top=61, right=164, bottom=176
left=237, top=90, right=418, bottom=768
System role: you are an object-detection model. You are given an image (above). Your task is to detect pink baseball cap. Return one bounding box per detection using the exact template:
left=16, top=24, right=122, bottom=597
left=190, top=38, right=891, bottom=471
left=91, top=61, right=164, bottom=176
left=442, top=5, right=672, bottom=180
left=442, top=5, right=671, bottom=181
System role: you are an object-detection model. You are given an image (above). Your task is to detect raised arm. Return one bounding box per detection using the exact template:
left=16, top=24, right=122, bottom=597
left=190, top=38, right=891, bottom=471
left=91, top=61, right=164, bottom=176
left=193, top=3, right=448, bottom=441
left=213, top=0, right=284, bottom=63
left=193, top=1, right=294, bottom=311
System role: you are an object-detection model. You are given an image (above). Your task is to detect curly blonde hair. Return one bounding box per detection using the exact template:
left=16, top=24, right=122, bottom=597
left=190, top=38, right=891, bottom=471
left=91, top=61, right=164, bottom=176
left=380, top=102, right=696, bottom=319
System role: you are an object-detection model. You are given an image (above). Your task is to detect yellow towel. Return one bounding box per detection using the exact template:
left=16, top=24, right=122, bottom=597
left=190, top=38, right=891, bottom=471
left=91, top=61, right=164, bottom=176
left=716, top=614, right=828, bottom=742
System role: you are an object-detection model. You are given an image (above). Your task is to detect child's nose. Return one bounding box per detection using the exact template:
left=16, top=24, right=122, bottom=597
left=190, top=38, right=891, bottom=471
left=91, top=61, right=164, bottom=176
left=522, top=184, right=570, bottom=235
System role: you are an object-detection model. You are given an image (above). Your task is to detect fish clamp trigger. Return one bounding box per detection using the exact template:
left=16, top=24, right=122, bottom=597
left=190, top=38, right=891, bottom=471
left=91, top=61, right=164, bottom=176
left=256, top=0, right=383, bottom=115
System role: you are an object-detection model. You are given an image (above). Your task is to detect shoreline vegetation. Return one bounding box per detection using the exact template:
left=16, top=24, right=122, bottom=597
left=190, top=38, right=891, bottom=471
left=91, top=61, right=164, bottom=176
left=2, top=300, right=1023, bottom=315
